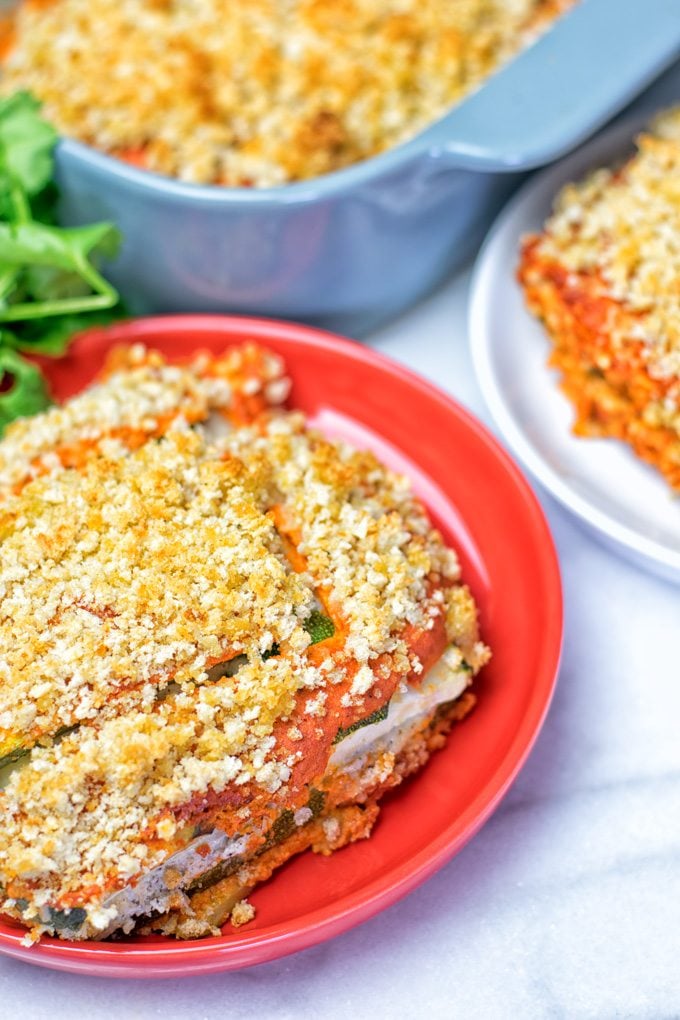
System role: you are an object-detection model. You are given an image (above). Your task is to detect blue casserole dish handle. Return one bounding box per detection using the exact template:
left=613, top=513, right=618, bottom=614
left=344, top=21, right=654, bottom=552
left=414, top=0, right=680, bottom=172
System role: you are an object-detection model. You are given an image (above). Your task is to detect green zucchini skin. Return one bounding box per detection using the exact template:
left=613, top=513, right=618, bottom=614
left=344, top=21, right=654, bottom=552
left=0, top=723, right=79, bottom=774
left=304, top=611, right=335, bottom=645
left=260, top=787, right=327, bottom=853
left=0, top=745, right=28, bottom=772
left=48, top=907, right=88, bottom=933
left=6, top=901, right=88, bottom=938
left=186, top=855, right=245, bottom=896
left=190, top=788, right=327, bottom=893
left=333, top=703, right=389, bottom=744
left=262, top=612, right=333, bottom=661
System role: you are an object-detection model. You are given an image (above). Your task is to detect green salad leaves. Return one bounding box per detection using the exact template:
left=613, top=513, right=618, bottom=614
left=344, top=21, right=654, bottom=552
left=0, top=91, right=123, bottom=432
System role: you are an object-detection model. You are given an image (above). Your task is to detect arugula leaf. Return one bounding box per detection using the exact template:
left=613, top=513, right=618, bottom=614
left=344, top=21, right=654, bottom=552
left=0, top=221, right=121, bottom=321
left=0, top=221, right=121, bottom=273
left=0, top=92, right=57, bottom=198
left=0, top=90, right=124, bottom=433
left=2, top=308, right=124, bottom=357
left=0, top=346, right=52, bottom=432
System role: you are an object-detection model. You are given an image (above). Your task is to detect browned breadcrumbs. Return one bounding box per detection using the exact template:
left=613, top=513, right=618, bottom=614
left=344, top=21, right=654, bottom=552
left=229, top=899, right=255, bottom=928
left=1, top=0, right=574, bottom=186
left=0, top=343, right=490, bottom=942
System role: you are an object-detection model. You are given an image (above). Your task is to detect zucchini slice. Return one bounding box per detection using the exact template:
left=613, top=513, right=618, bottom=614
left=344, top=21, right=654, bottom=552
left=304, top=611, right=335, bottom=645
left=333, top=702, right=389, bottom=744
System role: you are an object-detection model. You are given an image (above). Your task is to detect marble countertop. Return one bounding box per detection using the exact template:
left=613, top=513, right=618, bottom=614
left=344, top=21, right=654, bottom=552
left=2, top=68, right=680, bottom=1020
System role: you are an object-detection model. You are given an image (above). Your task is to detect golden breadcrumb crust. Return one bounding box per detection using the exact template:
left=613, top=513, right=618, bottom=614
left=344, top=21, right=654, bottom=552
left=0, top=341, right=290, bottom=496
left=2, top=0, right=573, bottom=185
left=0, top=343, right=489, bottom=941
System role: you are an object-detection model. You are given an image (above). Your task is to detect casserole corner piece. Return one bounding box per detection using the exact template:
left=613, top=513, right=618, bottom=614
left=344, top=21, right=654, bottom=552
left=518, top=104, right=680, bottom=491
left=0, top=341, right=490, bottom=945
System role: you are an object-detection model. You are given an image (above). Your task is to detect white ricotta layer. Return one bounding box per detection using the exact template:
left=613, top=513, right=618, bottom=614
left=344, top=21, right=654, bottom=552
left=328, top=645, right=471, bottom=769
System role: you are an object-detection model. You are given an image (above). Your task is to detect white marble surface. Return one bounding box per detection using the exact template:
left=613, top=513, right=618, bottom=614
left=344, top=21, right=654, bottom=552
left=1, top=264, right=679, bottom=1018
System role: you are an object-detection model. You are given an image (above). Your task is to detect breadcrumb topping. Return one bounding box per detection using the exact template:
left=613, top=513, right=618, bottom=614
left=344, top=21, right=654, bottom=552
left=0, top=342, right=489, bottom=934
left=0, top=341, right=289, bottom=495
left=229, top=898, right=255, bottom=927
left=2, top=0, right=573, bottom=186
left=533, top=106, right=680, bottom=385
left=0, top=654, right=307, bottom=899
left=0, top=428, right=314, bottom=761
left=222, top=414, right=460, bottom=663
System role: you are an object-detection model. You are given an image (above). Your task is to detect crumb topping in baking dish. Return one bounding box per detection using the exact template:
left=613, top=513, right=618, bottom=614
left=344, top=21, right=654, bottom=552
left=532, top=106, right=680, bottom=382
left=0, top=346, right=489, bottom=929
left=1, top=0, right=574, bottom=186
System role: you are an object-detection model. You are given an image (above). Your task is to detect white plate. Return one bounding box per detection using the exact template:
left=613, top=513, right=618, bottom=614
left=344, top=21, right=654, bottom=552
left=470, top=113, right=680, bottom=585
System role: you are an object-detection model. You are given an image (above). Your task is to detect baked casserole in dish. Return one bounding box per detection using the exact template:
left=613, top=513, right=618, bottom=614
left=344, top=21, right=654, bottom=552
left=0, top=0, right=574, bottom=187
left=0, top=342, right=489, bottom=941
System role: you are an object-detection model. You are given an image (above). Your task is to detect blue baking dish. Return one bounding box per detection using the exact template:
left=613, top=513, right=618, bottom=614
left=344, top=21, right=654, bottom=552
left=50, top=0, right=680, bottom=336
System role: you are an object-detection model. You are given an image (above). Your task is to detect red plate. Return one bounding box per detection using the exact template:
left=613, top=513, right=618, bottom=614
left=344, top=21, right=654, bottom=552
left=0, top=316, right=562, bottom=978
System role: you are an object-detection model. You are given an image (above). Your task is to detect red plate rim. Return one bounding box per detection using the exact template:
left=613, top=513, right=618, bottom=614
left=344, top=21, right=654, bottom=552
left=0, top=315, right=563, bottom=978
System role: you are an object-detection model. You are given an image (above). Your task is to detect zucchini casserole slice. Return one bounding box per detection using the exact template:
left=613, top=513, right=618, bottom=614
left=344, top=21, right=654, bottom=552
left=0, top=343, right=490, bottom=942
left=519, top=106, right=680, bottom=490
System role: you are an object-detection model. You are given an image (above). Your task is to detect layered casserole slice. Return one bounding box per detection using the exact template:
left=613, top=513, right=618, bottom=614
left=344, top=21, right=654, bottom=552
left=519, top=107, right=680, bottom=490
left=0, top=343, right=489, bottom=942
